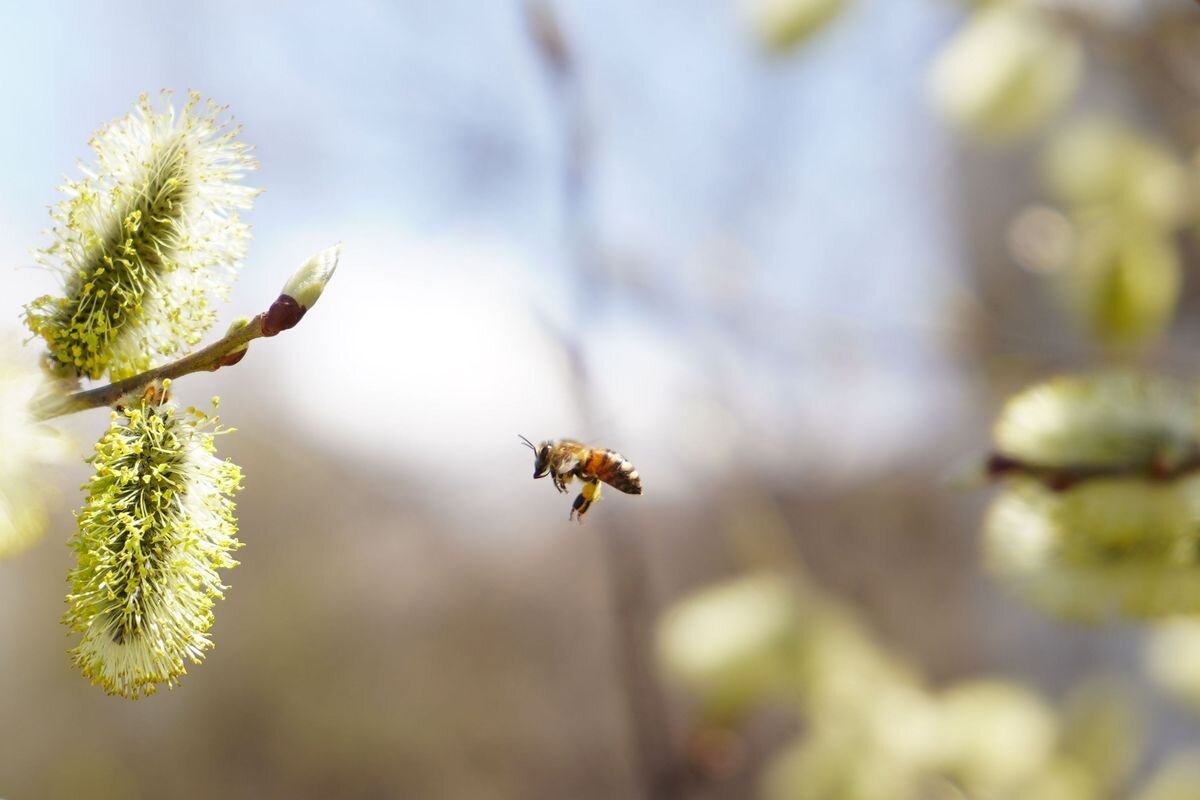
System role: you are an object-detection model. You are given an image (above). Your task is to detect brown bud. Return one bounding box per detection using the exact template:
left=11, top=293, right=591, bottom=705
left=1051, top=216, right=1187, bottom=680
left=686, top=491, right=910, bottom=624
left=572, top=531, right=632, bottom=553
left=262, top=295, right=307, bottom=337
left=985, top=452, right=1021, bottom=478
left=214, top=348, right=249, bottom=369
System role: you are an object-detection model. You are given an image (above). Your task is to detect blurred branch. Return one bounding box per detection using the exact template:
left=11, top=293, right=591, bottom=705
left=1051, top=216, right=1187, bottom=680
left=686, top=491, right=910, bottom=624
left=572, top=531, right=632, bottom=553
left=525, top=2, right=690, bottom=797
left=985, top=449, right=1200, bottom=491
left=1050, top=7, right=1200, bottom=146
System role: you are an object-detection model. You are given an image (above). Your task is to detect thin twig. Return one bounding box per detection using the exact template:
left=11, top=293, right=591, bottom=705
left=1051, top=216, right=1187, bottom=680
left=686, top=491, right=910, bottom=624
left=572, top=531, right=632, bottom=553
left=525, top=2, right=688, bottom=797
left=33, top=291, right=307, bottom=421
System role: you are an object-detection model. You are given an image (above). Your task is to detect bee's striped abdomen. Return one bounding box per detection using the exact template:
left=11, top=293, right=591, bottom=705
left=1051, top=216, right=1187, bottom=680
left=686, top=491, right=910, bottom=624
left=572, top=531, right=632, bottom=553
left=588, top=449, right=642, bottom=495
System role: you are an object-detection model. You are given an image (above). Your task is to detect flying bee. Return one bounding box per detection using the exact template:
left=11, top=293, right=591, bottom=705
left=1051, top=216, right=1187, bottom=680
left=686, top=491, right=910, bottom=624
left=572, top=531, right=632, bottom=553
left=519, top=435, right=642, bottom=522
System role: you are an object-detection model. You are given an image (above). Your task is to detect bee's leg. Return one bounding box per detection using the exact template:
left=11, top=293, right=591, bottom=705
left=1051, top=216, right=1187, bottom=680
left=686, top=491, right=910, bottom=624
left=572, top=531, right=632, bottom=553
left=569, top=480, right=602, bottom=523
left=569, top=493, right=586, bottom=521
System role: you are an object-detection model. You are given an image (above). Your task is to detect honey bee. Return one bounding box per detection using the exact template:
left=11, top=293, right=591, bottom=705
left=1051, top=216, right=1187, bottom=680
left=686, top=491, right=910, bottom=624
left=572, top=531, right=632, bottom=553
left=519, top=435, right=643, bottom=521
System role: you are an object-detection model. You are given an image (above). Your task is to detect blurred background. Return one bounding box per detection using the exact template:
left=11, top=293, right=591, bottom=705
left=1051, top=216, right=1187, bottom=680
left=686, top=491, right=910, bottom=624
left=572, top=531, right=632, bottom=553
left=4, top=1, right=1200, bottom=798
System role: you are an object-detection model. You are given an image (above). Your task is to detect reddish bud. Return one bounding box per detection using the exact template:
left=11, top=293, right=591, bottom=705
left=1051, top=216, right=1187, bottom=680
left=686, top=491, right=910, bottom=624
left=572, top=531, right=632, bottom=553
left=262, top=295, right=306, bottom=337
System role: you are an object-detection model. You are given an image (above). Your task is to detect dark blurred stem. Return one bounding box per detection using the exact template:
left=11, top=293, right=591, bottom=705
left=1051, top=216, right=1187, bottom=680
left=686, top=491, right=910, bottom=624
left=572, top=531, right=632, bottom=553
left=525, top=3, right=688, bottom=797
left=985, top=449, right=1200, bottom=491
left=594, top=518, right=690, bottom=798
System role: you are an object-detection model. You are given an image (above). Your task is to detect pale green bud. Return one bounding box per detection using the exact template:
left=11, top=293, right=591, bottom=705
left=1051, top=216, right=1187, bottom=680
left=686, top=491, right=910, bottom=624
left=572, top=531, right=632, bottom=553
left=930, top=6, right=1081, bottom=140
left=226, top=316, right=253, bottom=337
left=280, top=244, right=340, bottom=311
left=261, top=245, right=341, bottom=337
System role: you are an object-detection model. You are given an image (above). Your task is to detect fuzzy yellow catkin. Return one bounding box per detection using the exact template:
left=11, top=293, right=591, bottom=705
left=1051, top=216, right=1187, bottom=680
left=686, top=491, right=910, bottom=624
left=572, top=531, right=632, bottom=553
left=993, top=372, right=1196, bottom=469
left=987, top=373, right=1200, bottom=619
left=64, top=386, right=242, bottom=698
left=929, top=4, right=1081, bottom=140
left=656, top=573, right=803, bottom=719
left=25, top=91, right=259, bottom=381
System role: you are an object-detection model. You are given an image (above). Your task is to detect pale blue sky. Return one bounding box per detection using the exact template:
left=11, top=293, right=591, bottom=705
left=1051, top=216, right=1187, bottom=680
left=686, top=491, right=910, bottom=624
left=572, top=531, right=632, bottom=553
left=0, top=0, right=968, bottom=500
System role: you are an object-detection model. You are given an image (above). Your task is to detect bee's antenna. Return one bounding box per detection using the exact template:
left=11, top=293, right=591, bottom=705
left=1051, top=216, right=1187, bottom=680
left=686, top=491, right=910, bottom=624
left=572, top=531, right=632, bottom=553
left=518, top=434, right=537, bottom=452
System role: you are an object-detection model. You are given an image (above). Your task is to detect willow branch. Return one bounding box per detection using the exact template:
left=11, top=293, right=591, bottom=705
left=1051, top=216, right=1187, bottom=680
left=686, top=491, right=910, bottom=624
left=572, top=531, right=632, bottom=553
left=985, top=449, right=1200, bottom=491
left=33, top=292, right=308, bottom=421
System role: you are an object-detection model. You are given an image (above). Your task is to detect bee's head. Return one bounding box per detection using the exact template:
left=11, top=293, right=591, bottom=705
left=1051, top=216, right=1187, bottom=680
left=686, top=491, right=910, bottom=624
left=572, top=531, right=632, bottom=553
left=519, top=435, right=552, bottom=479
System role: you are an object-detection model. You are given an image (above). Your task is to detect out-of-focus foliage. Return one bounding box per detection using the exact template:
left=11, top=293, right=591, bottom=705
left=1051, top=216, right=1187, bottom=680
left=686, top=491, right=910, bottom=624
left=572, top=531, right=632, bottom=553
left=985, top=373, right=1200, bottom=619
left=667, top=2, right=1200, bottom=796
left=924, top=1, right=1200, bottom=793
left=1135, top=753, right=1200, bottom=800
left=656, top=573, right=802, bottom=720
left=932, top=3, right=1200, bottom=348
left=929, top=4, right=1081, bottom=140
left=659, top=570, right=1148, bottom=799
left=1145, top=621, right=1200, bottom=713
left=1058, top=681, right=1144, bottom=796
left=1043, top=121, right=1193, bottom=229
left=992, top=372, right=1196, bottom=468
left=984, top=482, right=1200, bottom=619
left=935, top=680, right=1058, bottom=792
left=1037, top=120, right=1196, bottom=346
left=1055, top=218, right=1181, bottom=347
left=742, top=0, right=848, bottom=52
left=0, top=352, right=69, bottom=557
